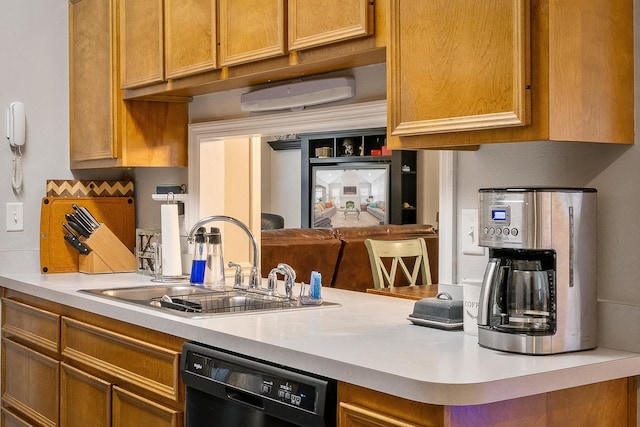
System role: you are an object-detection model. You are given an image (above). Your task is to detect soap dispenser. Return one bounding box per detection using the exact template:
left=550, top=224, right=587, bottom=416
left=204, top=227, right=226, bottom=290
left=189, top=227, right=206, bottom=285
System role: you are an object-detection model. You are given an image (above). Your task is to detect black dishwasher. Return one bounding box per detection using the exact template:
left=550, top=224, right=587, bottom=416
left=181, top=342, right=337, bottom=427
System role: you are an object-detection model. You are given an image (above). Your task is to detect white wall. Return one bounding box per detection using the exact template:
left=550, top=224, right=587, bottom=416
left=0, top=1, right=72, bottom=272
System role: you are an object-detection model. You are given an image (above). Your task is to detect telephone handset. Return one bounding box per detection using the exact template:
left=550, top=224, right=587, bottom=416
left=7, top=102, right=25, bottom=147
left=6, top=102, right=25, bottom=192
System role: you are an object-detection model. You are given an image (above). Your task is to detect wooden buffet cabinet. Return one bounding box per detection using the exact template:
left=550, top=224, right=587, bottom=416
left=1, top=290, right=185, bottom=427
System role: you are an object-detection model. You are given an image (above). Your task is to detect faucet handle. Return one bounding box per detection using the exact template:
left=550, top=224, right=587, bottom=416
left=248, top=266, right=260, bottom=289
left=277, top=263, right=296, bottom=299
left=228, top=262, right=244, bottom=288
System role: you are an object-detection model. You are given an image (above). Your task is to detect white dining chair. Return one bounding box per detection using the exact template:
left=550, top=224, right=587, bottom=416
left=364, top=238, right=432, bottom=289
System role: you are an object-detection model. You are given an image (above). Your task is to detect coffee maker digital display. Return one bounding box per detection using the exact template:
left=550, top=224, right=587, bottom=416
left=477, top=188, right=597, bottom=355
left=491, top=208, right=508, bottom=222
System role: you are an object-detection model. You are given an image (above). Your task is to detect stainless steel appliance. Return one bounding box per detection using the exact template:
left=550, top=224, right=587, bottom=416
left=181, top=342, right=336, bottom=426
left=477, top=188, right=597, bottom=355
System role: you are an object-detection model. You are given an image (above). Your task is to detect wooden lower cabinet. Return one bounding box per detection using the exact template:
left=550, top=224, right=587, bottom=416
left=1, top=340, right=59, bottom=427
left=339, top=378, right=637, bottom=427
left=113, top=386, right=183, bottom=427
left=1, top=292, right=185, bottom=427
left=60, top=363, right=111, bottom=427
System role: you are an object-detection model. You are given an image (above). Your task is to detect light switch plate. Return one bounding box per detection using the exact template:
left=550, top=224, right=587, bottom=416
left=6, top=202, right=24, bottom=231
left=461, top=208, right=485, bottom=256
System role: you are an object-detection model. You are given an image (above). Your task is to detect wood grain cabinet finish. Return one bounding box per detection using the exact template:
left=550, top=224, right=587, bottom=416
left=1, top=299, right=60, bottom=358
left=288, top=0, right=374, bottom=51
left=388, top=0, right=530, bottom=138
left=69, top=0, right=188, bottom=169
left=388, top=0, right=634, bottom=149
left=218, top=0, right=286, bottom=67
left=338, top=378, right=637, bottom=427
left=1, top=291, right=185, bottom=427
left=164, top=0, right=217, bottom=79
left=61, top=317, right=183, bottom=406
left=69, top=0, right=117, bottom=163
left=119, top=0, right=164, bottom=89
left=1, top=407, right=38, bottom=427
left=2, top=340, right=59, bottom=427
left=60, top=363, right=111, bottom=427
left=113, top=386, right=183, bottom=427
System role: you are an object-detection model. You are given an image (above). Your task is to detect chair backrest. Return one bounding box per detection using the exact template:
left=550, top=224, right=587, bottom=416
left=261, top=213, right=285, bottom=230
left=364, top=238, right=432, bottom=289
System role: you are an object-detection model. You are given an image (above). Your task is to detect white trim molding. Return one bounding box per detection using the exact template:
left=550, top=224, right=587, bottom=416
left=188, top=100, right=456, bottom=284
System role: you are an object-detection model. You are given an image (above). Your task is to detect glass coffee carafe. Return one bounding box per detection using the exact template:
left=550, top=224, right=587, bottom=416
left=505, top=260, right=553, bottom=331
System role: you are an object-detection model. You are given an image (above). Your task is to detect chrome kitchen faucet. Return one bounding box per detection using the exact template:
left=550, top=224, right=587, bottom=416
left=187, top=215, right=260, bottom=291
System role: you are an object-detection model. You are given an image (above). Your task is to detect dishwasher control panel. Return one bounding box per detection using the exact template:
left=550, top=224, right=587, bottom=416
left=184, top=349, right=320, bottom=412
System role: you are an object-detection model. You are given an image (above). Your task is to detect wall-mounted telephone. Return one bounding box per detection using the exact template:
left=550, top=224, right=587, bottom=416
left=6, top=101, right=25, bottom=192
left=7, top=101, right=25, bottom=147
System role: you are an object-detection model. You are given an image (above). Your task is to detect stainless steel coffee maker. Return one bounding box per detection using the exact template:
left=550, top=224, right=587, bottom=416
left=477, top=188, right=597, bottom=355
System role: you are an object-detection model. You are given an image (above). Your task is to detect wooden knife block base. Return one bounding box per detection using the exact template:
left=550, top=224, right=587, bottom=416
left=79, top=225, right=137, bottom=274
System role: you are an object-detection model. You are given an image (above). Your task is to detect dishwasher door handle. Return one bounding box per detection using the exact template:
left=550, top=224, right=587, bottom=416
left=226, top=387, right=266, bottom=410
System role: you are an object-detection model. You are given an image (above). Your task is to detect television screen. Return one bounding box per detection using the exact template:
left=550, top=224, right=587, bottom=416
left=311, top=165, right=389, bottom=229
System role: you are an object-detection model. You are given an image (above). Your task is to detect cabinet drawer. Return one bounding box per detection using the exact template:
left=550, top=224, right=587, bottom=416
left=1, top=407, right=38, bottom=427
left=113, top=386, right=183, bottom=427
left=61, top=317, right=182, bottom=405
left=2, top=298, right=60, bottom=357
left=2, top=339, right=60, bottom=427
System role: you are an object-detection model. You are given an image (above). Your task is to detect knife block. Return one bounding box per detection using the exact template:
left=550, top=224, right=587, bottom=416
left=79, top=225, right=137, bottom=274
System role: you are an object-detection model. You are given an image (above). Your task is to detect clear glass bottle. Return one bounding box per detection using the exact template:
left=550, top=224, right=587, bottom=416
left=189, top=227, right=206, bottom=285
left=204, top=227, right=226, bottom=290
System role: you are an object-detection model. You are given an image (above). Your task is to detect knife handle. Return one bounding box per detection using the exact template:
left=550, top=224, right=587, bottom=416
left=64, top=234, right=90, bottom=255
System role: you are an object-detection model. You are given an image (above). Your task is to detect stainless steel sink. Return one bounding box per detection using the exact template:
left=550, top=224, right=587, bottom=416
left=79, top=285, right=337, bottom=318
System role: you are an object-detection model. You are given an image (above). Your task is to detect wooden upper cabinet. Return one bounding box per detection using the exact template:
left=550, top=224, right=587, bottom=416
left=120, top=0, right=164, bottom=89
left=69, top=0, right=188, bottom=169
left=389, top=0, right=530, bottom=138
left=69, top=0, right=116, bottom=162
left=388, top=0, right=634, bottom=149
left=164, top=0, right=217, bottom=79
left=219, top=0, right=286, bottom=67
left=288, top=0, right=374, bottom=51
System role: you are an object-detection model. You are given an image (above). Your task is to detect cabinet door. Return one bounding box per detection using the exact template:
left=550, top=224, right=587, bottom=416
left=289, top=0, right=374, bottom=50
left=388, top=0, right=530, bottom=137
left=219, top=0, right=286, bottom=66
left=61, top=317, right=183, bottom=406
left=338, top=382, right=444, bottom=427
left=2, top=340, right=59, bottom=427
left=69, top=0, right=116, bottom=161
left=60, top=363, right=111, bottom=427
left=112, top=386, right=182, bottom=427
left=120, top=0, right=164, bottom=88
left=164, top=0, right=217, bottom=79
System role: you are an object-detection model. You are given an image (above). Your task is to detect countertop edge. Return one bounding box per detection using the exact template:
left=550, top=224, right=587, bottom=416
left=2, top=273, right=640, bottom=406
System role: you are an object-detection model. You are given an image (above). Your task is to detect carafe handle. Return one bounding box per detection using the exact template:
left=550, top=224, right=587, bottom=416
left=478, top=258, right=500, bottom=326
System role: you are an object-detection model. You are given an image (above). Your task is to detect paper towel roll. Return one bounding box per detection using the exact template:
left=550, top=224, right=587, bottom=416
left=161, top=204, right=182, bottom=276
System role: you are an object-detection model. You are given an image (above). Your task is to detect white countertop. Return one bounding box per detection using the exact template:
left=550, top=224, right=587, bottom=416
left=2, top=272, right=639, bottom=406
